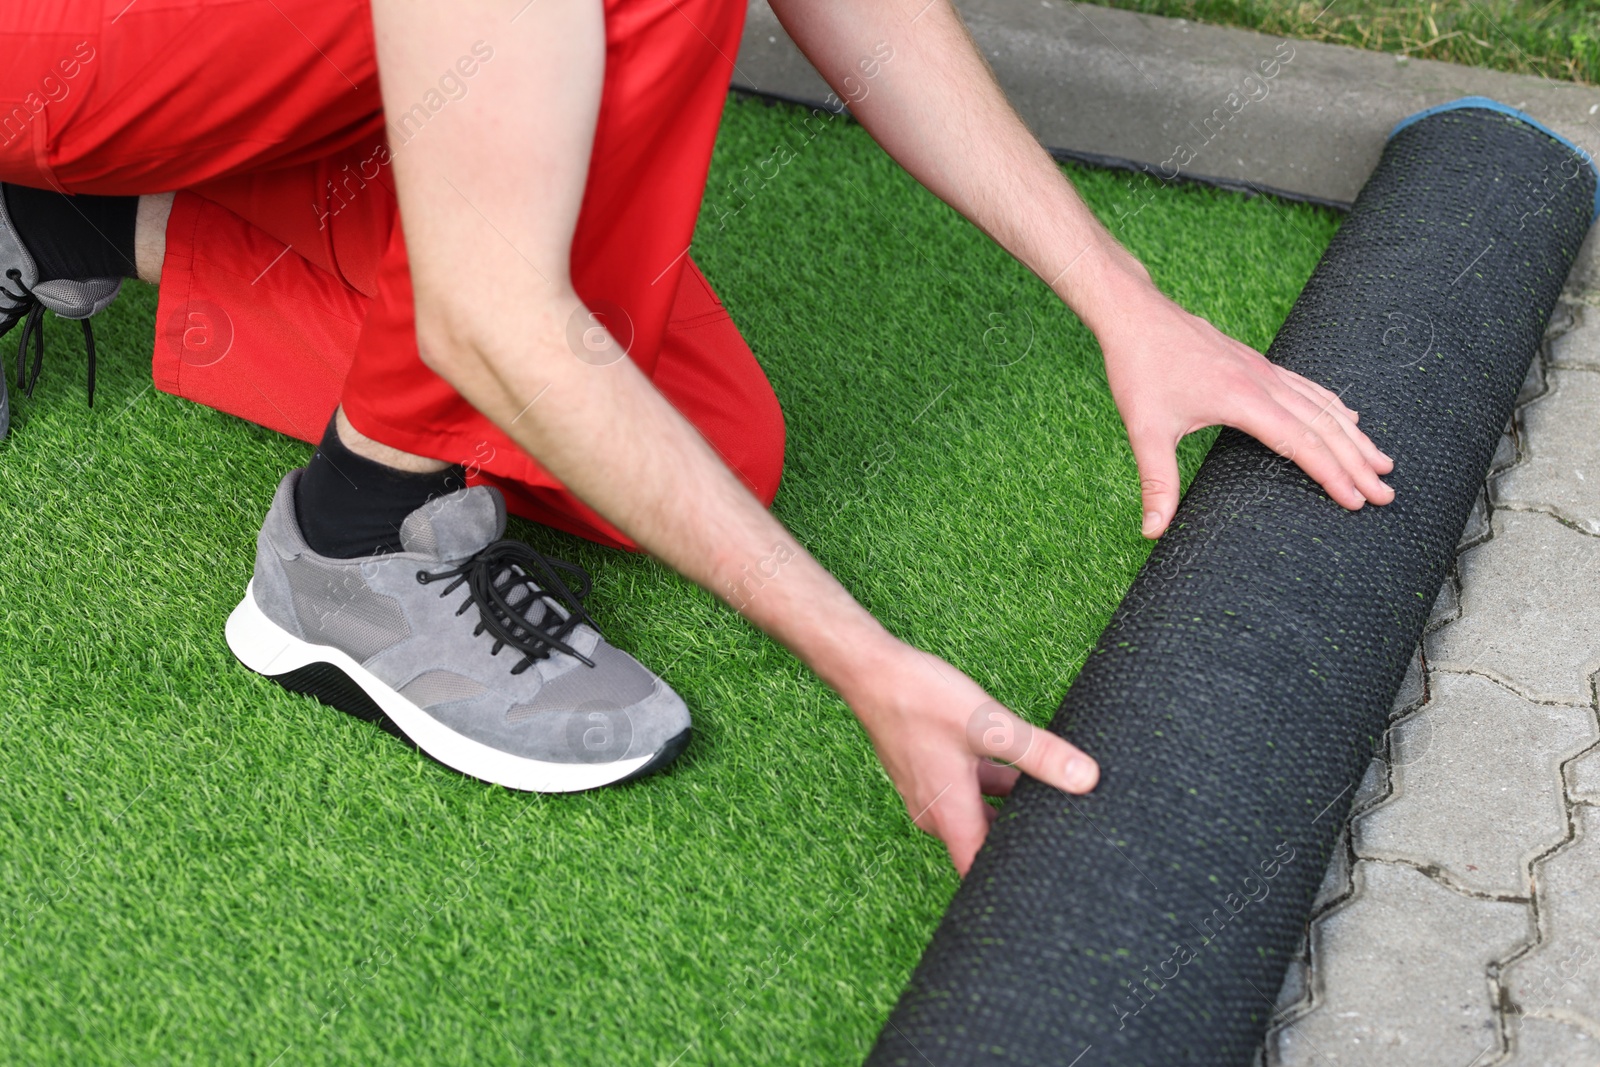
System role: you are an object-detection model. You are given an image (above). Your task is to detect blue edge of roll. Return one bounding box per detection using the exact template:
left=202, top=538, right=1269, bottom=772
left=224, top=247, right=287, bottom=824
left=1393, top=95, right=1600, bottom=219
left=864, top=95, right=1599, bottom=1066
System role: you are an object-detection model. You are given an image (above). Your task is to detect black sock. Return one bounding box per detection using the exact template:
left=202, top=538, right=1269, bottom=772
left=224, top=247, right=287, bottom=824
left=3, top=184, right=138, bottom=282
left=295, top=415, right=467, bottom=559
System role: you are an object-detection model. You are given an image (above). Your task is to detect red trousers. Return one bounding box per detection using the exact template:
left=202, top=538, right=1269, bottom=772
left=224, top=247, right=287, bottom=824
left=0, top=0, right=784, bottom=550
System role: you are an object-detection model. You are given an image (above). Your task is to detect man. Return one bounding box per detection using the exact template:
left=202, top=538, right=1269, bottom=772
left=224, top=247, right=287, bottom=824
left=0, top=0, right=1391, bottom=874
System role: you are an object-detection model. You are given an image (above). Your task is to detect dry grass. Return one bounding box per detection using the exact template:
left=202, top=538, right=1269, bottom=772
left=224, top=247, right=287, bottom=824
left=1090, top=0, right=1600, bottom=85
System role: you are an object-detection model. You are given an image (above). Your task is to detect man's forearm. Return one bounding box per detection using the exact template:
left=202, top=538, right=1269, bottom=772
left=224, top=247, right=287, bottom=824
left=420, top=301, right=896, bottom=696
left=370, top=0, right=893, bottom=695
left=769, top=0, right=1147, bottom=330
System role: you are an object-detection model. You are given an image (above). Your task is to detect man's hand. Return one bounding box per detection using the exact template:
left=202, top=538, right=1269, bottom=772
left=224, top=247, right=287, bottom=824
left=845, top=638, right=1098, bottom=876
left=1088, top=267, right=1395, bottom=538
left=774, top=0, right=1396, bottom=541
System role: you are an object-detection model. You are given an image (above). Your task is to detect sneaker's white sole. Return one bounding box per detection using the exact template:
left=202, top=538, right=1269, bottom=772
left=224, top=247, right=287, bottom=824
left=225, top=581, right=660, bottom=793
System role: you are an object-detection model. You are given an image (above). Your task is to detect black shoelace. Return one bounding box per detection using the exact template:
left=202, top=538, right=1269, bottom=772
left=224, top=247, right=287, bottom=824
left=416, top=540, right=599, bottom=675
left=1, top=268, right=98, bottom=407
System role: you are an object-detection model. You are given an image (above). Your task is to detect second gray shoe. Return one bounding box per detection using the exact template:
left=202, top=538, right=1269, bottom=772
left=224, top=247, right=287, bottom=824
left=226, top=470, right=690, bottom=792
left=0, top=188, right=123, bottom=440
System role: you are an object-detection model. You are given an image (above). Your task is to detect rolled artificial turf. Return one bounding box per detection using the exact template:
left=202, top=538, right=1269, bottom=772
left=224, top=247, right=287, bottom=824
left=0, top=94, right=1337, bottom=1065
left=866, top=100, right=1597, bottom=1067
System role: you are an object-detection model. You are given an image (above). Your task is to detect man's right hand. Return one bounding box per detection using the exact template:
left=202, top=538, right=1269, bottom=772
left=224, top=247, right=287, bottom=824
left=844, top=636, right=1099, bottom=876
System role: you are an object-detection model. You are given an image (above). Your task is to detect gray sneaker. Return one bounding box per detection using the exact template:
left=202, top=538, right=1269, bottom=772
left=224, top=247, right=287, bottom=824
left=0, top=189, right=123, bottom=440
left=226, top=470, right=691, bottom=792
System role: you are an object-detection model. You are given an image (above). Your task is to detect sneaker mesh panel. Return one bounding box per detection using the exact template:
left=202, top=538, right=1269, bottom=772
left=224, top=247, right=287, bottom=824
left=284, top=557, right=413, bottom=663
left=401, top=514, right=440, bottom=558
left=398, top=669, right=489, bottom=709
left=505, top=644, right=658, bottom=721
left=32, top=277, right=122, bottom=319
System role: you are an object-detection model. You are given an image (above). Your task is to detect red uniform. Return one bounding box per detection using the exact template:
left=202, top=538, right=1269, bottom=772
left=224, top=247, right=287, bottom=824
left=0, top=0, right=784, bottom=549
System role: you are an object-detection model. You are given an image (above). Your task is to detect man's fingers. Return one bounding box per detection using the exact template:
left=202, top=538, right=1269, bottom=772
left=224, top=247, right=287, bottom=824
left=1127, top=428, right=1182, bottom=538
left=1236, top=401, right=1367, bottom=509
left=966, top=702, right=1098, bottom=794
left=1228, top=391, right=1382, bottom=511
left=1272, top=387, right=1394, bottom=505
left=1010, top=726, right=1100, bottom=794
left=1276, top=367, right=1360, bottom=425
left=926, top=789, right=995, bottom=878
left=1276, top=374, right=1394, bottom=475
left=967, top=700, right=1035, bottom=764
left=1249, top=364, right=1397, bottom=505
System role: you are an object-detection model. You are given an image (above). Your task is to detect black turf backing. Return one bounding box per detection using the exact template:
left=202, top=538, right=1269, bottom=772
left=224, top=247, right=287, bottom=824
left=866, top=108, right=1596, bottom=1066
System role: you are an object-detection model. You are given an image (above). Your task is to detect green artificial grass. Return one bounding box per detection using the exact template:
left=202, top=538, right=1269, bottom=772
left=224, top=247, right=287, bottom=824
left=1086, top=0, right=1600, bottom=86
left=0, top=94, right=1338, bottom=1065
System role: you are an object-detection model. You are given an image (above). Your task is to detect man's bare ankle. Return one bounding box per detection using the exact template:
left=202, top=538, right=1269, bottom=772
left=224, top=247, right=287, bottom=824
left=134, top=192, right=174, bottom=285
left=334, top=407, right=452, bottom=474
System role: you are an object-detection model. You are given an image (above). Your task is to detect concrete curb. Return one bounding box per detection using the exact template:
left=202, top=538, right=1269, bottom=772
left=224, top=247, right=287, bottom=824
left=734, top=0, right=1600, bottom=208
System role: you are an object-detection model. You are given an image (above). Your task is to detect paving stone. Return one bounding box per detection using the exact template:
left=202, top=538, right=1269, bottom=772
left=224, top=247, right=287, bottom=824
left=1459, top=488, right=1492, bottom=551
left=1426, top=510, right=1600, bottom=706
left=1427, top=574, right=1460, bottom=633
left=1351, top=756, right=1389, bottom=816
left=1565, top=742, right=1600, bottom=804
left=1494, top=369, right=1600, bottom=534
left=1393, top=646, right=1425, bottom=716
left=1501, top=1015, right=1600, bottom=1067
left=1272, top=861, right=1528, bottom=1066
left=1353, top=673, right=1595, bottom=897
left=1388, top=702, right=1436, bottom=773
left=1274, top=932, right=1313, bottom=1020
left=1544, top=303, right=1581, bottom=345
left=1566, top=231, right=1600, bottom=307
left=1313, top=826, right=1354, bottom=914
left=1490, top=428, right=1520, bottom=477
left=1503, top=806, right=1600, bottom=1035
left=1547, top=306, right=1596, bottom=370
left=1353, top=648, right=1425, bottom=822
left=1517, top=354, right=1549, bottom=407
